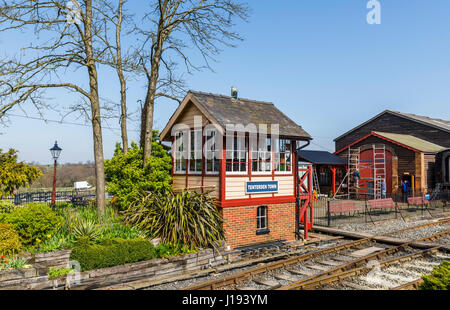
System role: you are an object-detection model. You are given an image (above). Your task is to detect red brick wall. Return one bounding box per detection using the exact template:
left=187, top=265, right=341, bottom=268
left=221, top=203, right=297, bottom=249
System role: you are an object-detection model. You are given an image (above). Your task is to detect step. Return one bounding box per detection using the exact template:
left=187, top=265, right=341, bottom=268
left=349, top=247, right=384, bottom=258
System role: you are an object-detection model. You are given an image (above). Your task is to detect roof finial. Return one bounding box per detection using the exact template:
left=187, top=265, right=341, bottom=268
left=231, top=86, right=238, bottom=100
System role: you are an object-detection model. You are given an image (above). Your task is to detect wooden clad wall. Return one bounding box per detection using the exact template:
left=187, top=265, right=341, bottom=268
left=177, top=101, right=211, bottom=128
left=225, top=176, right=294, bottom=200
left=337, top=136, right=417, bottom=192
left=173, top=175, right=220, bottom=198
left=335, top=113, right=450, bottom=151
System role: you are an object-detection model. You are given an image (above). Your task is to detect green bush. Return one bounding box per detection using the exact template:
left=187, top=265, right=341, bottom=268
left=36, top=231, right=75, bottom=253
left=420, top=261, right=450, bottom=290
left=105, top=132, right=172, bottom=210
left=123, top=190, right=225, bottom=249
left=0, top=200, right=14, bottom=214
left=155, top=243, right=197, bottom=258
left=70, top=238, right=155, bottom=271
left=48, top=267, right=74, bottom=279
left=0, top=223, right=22, bottom=256
left=4, top=204, right=64, bottom=245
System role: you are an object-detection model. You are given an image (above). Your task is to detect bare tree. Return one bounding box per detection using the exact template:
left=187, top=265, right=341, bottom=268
left=96, top=0, right=131, bottom=154
left=0, top=0, right=108, bottom=213
left=138, top=0, right=249, bottom=167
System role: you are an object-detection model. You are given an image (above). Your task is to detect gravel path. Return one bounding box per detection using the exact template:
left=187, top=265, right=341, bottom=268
left=336, top=215, right=449, bottom=236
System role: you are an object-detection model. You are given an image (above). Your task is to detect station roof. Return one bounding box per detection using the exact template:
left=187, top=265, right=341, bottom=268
left=373, top=132, right=446, bottom=153
left=334, top=110, right=450, bottom=142
left=160, top=90, right=312, bottom=141
left=297, top=150, right=346, bottom=165
left=335, top=131, right=447, bottom=154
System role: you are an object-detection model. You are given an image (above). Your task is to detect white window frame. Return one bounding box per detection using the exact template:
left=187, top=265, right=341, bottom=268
left=274, top=138, right=293, bottom=174
left=257, top=206, right=268, bottom=231
left=188, top=129, right=202, bottom=175
left=174, top=131, right=187, bottom=174
left=226, top=135, right=248, bottom=175
left=205, top=129, right=220, bottom=175
left=251, top=137, right=272, bottom=175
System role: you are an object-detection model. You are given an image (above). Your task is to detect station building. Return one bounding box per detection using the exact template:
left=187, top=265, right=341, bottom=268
left=334, top=110, right=450, bottom=195
left=160, top=90, right=313, bottom=249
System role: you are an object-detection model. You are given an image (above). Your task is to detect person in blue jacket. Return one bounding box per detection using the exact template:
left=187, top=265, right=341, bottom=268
left=353, top=168, right=361, bottom=188
left=402, top=180, right=409, bottom=203
left=381, top=180, right=386, bottom=198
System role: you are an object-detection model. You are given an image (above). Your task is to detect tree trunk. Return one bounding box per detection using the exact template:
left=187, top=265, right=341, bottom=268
left=142, top=53, right=161, bottom=168
left=117, top=0, right=128, bottom=154
left=119, top=77, right=128, bottom=154
left=85, top=0, right=106, bottom=214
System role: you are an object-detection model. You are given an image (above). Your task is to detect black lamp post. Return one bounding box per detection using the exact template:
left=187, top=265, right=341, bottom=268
left=50, top=141, right=62, bottom=207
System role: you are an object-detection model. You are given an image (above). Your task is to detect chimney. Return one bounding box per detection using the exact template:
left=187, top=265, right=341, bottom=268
left=231, top=86, right=238, bottom=100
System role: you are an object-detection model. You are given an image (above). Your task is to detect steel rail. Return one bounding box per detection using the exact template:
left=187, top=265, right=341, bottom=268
left=294, top=247, right=440, bottom=290
left=184, top=226, right=450, bottom=290
left=280, top=230, right=450, bottom=290
left=182, top=238, right=372, bottom=290
left=392, top=279, right=424, bottom=290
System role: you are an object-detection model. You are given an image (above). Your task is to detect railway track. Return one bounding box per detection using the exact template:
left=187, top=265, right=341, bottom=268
left=280, top=230, right=450, bottom=290
left=283, top=247, right=446, bottom=290
left=182, top=219, right=450, bottom=290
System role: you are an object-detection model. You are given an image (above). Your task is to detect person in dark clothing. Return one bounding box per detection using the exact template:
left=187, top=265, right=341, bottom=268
left=402, top=180, right=409, bottom=203
left=353, top=168, right=361, bottom=188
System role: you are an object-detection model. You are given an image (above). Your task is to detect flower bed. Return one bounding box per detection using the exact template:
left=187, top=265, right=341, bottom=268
left=0, top=247, right=224, bottom=290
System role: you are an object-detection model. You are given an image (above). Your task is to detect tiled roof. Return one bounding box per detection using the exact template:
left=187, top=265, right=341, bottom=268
left=297, top=150, right=346, bottom=165
left=390, top=111, right=450, bottom=132
left=189, top=91, right=312, bottom=139
left=334, top=110, right=450, bottom=142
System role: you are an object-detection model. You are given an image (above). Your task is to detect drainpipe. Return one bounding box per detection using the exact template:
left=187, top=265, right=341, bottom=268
left=295, top=139, right=311, bottom=239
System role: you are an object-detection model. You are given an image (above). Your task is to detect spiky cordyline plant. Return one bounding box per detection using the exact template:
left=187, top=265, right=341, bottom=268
left=122, top=190, right=225, bottom=250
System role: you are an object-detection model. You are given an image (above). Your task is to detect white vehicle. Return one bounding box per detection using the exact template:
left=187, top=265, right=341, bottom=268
left=74, top=181, right=92, bottom=191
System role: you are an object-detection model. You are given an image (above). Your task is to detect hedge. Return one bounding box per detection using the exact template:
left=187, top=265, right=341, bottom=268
left=70, top=238, right=156, bottom=271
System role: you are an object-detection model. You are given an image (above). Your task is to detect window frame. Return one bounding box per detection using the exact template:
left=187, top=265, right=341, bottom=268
left=174, top=130, right=187, bottom=174
left=205, top=129, right=220, bottom=175
left=274, top=138, right=293, bottom=174
left=188, top=129, right=203, bottom=175
left=251, top=137, right=273, bottom=175
left=226, top=135, right=248, bottom=175
left=256, top=205, right=270, bottom=235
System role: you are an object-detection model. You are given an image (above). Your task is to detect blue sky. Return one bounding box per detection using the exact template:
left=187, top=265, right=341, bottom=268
left=1, top=0, right=450, bottom=164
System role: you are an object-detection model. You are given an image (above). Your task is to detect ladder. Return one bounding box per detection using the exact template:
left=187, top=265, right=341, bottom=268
left=312, top=166, right=321, bottom=196
left=373, top=145, right=386, bottom=200
left=347, top=147, right=361, bottom=198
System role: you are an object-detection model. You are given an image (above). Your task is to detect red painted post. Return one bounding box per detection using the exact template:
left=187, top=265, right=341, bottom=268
left=51, top=159, right=57, bottom=207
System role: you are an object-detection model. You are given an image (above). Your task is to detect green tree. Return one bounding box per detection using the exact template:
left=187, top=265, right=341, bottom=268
left=105, top=131, right=172, bottom=210
left=0, top=149, right=41, bottom=198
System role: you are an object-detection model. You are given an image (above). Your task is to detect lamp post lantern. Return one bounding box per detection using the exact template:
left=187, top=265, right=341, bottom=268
left=50, top=141, right=62, bottom=207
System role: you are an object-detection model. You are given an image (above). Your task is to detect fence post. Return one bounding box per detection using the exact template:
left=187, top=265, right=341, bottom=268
left=365, top=199, right=367, bottom=223
left=327, top=200, right=331, bottom=227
